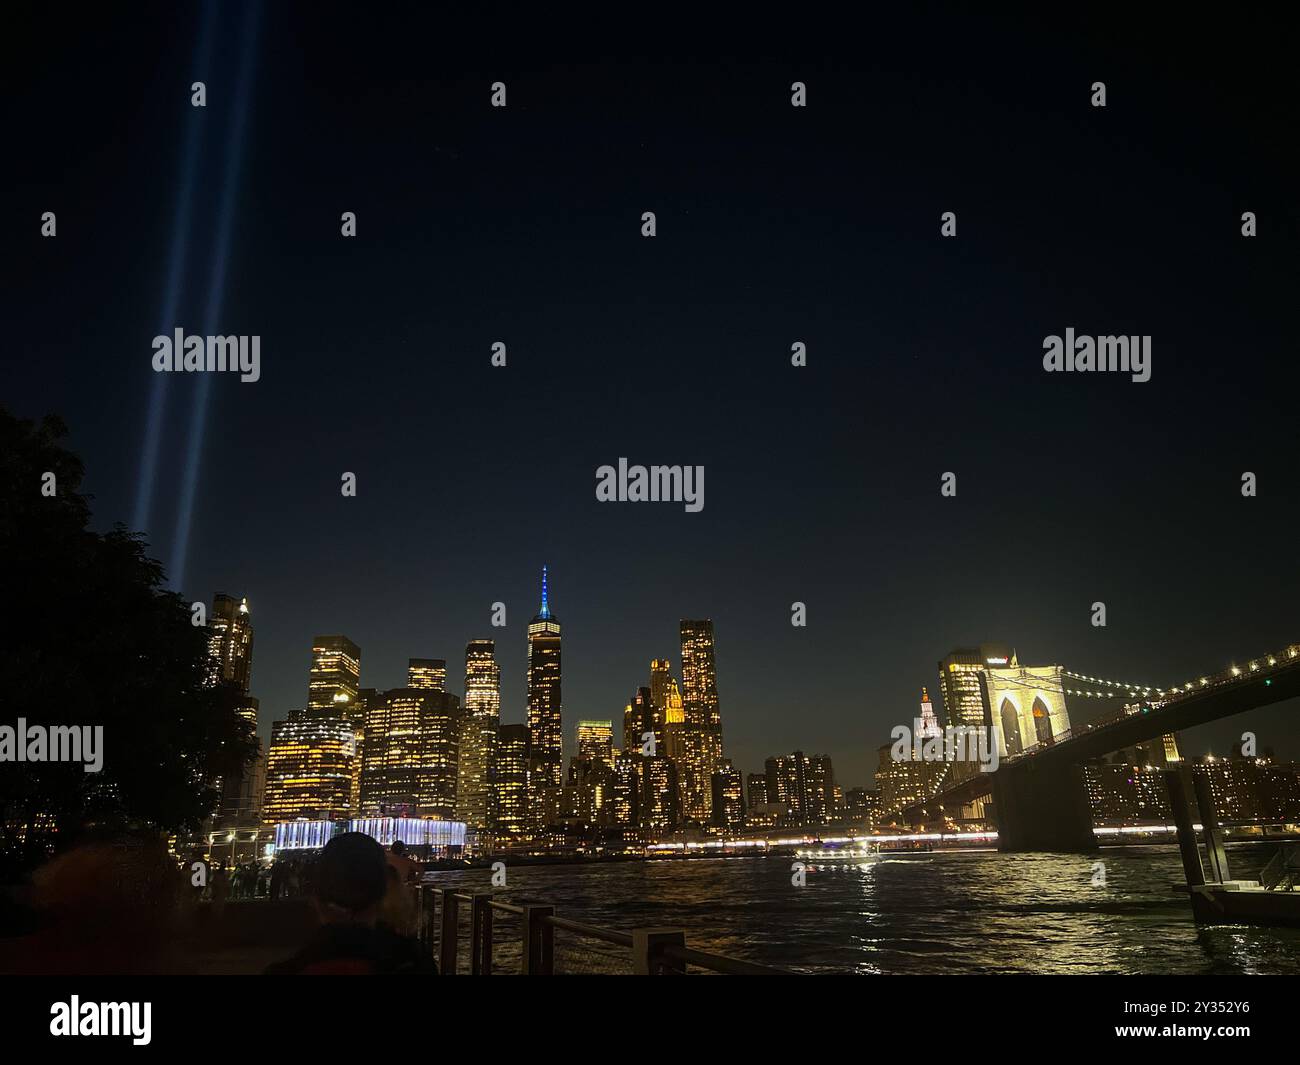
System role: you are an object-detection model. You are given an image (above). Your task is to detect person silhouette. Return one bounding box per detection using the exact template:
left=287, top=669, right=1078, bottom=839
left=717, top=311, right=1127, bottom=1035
left=264, top=833, right=435, bottom=975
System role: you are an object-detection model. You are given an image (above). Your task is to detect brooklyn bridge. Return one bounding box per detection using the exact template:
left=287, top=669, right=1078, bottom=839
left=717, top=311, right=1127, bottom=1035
left=897, top=643, right=1300, bottom=851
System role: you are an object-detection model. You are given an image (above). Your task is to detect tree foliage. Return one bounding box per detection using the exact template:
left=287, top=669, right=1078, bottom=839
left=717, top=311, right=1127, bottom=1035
left=0, top=408, right=257, bottom=874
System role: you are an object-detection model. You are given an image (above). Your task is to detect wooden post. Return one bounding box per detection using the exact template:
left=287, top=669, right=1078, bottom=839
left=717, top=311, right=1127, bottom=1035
left=439, top=891, right=460, bottom=975
left=521, top=904, right=554, bottom=974
left=470, top=893, right=493, bottom=975
left=416, top=885, right=434, bottom=950
left=632, top=928, right=687, bottom=974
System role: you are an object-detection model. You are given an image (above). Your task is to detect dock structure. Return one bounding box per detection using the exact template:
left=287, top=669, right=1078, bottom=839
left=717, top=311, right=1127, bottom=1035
left=1165, top=768, right=1300, bottom=927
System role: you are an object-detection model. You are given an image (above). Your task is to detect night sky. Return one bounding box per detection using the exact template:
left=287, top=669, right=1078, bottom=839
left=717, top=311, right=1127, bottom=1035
left=9, top=4, right=1299, bottom=789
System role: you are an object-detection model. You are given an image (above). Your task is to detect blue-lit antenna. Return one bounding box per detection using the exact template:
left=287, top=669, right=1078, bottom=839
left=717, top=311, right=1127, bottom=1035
left=539, top=565, right=550, bottom=618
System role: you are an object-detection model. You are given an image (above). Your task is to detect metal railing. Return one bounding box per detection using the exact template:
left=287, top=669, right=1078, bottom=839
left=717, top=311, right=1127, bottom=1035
left=1260, top=844, right=1300, bottom=892
left=414, top=885, right=792, bottom=975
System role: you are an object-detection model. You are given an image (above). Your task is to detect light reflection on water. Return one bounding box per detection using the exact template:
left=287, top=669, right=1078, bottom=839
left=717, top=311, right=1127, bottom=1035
left=422, top=844, right=1300, bottom=974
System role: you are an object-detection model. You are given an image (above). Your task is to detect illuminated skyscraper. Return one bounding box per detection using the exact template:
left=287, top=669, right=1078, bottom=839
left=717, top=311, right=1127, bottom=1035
left=649, top=658, right=672, bottom=719
left=762, top=750, right=839, bottom=825
left=680, top=619, right=724, bottom=822
left=527, top=567, right=563, bottom=791
left=567, top=754, right=615, bottom=823
left=611, top=753, right=641, bottom=829
left=875, top=743, right=932, bottom=823
left=639, top=756, right=680, bottom=835
left=308, top=635, right=362, bottom=722
left=408, top=658, right=447, bottom=691
left=765, top=752, right=809, bottom=824
left=494, top=723, right=530, bottom=837
left=577, top=720, right=614, bottom=766
left=623, top=687, right=655, bottom=754
left=203, top=594, right=261, bottom=833
left=262, top=716, right=358, bottom=824
left=659, top=677, right=686, bottom=761
left=649, top=659, right=687, bottom=767
left=805, top=755, right=836, bottom=824
left=711, top=761, right=745, bottom=831
left=206, top=594, right=254, bottom=690
left=359, top=687, right=461, bottom=819
left=260, top=635, right=364, bottom=825
left=621, top=686, right=680, bottom=836
left=457, top=639, right=500, bottom=833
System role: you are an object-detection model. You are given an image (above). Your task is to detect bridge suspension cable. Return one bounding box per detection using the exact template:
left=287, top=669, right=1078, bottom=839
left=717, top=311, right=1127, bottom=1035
left=1060, top=670, right=1179, bottom=700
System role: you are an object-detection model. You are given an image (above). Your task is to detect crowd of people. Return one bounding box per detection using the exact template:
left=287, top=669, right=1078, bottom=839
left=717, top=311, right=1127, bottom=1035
left=1, top=831, right=434, bottom=974
left=195, top=856, right=308, bottom=907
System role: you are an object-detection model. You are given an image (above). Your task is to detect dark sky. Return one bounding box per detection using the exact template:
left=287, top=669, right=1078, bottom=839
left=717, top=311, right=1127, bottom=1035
left=8, top=4, right=1299, bottom=789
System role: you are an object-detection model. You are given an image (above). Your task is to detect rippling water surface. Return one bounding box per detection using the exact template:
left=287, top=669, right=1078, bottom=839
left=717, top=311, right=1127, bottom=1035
left=423, top=843, right=1300, bottom=974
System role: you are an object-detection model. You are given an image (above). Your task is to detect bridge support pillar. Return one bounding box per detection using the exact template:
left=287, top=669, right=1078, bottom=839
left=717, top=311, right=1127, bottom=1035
left=992, top=760, right=1097, bottom=853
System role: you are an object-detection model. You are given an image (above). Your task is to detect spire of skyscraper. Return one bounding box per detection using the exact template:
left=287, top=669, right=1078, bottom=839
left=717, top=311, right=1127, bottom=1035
left=538, top=565, right=551, bottom=620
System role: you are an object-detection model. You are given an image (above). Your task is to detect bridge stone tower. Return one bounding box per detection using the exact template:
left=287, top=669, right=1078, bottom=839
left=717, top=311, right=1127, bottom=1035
left=984, top=662, right=1071, bottom=757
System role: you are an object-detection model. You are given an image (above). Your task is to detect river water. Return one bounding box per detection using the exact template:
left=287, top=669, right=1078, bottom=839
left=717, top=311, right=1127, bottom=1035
left=422, top=843, right=1300, bottom=974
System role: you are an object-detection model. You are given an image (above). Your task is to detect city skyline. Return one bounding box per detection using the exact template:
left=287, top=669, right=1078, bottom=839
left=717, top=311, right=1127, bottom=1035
left=208, top=571, right=1300, bottom=795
